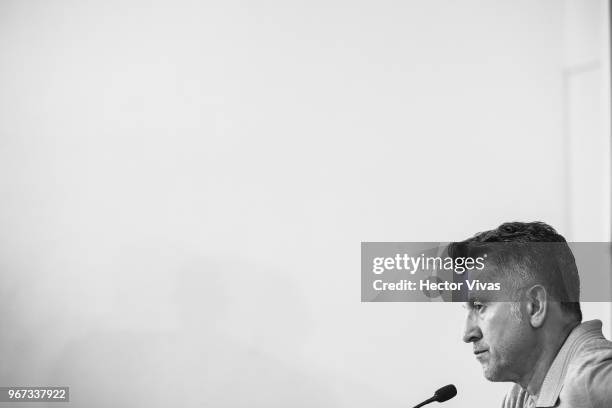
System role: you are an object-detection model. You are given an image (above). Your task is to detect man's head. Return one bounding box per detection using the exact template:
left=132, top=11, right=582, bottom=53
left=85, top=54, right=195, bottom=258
left=448, top=221, right=582, bottom=383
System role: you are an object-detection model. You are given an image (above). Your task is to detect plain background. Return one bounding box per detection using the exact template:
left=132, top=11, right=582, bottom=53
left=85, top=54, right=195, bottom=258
left=0, top=0, right=610, bottom=407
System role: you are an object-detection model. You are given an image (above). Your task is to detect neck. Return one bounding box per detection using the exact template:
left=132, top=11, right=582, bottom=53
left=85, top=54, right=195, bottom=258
left=519, top=320, right=579, bottom=396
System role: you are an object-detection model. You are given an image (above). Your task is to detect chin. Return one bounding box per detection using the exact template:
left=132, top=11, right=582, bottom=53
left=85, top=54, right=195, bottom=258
left=482, top=366, right=506, bottom=382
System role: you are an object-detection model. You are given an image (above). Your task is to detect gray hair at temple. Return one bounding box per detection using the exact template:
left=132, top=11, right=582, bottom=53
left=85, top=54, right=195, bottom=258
left=447, top=221, right=582, bottom=322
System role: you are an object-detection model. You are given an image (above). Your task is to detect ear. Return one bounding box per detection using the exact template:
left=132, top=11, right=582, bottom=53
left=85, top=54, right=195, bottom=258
left=524, top=284, right=548, bottom=328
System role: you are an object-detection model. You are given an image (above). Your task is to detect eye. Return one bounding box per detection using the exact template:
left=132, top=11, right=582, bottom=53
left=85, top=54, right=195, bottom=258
left=464, top=300, right=486, bottom=312
left=473, top=302, right=485, bottom=312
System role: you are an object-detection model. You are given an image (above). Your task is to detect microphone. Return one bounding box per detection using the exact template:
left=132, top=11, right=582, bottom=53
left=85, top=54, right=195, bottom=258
left=412, top=384, right=457, bottom=408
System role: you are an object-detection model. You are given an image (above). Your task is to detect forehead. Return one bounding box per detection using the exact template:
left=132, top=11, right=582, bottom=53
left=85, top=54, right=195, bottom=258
left=461, top=264, right=515, bottom=302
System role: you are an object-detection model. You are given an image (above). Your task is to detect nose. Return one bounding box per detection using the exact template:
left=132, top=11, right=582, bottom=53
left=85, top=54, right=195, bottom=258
left=462, top=312, right=482, bottom=343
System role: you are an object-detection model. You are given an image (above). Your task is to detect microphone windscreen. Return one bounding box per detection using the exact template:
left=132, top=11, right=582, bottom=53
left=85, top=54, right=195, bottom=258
left=434, top=384, right=457, bottom=402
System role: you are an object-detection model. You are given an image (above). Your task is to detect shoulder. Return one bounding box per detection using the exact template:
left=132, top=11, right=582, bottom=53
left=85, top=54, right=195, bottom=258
left=565, top=336, right=612, bottom=407
left=502, top=384, right=529, bottom=408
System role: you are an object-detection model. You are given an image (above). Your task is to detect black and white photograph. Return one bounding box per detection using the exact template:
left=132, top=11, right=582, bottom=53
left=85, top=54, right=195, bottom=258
left=0, top=1, right=611, bottom=407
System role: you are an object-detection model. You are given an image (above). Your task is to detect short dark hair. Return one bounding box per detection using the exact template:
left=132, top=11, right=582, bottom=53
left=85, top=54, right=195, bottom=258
left=448, top=221, right=582, bottom=322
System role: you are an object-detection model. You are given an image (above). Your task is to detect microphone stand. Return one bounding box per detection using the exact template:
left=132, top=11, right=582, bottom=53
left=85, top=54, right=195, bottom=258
left=413, top=396, right=436, bottom=408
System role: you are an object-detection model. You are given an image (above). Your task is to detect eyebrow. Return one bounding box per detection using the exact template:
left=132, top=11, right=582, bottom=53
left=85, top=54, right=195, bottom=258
left=465, top=294, right=480, bottom=304
left=465, top=293, right=491, bottom=305
left=464, top=299, right=477, bottom=309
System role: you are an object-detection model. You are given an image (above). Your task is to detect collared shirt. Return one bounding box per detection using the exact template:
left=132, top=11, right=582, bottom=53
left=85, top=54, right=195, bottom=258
left=502, top=320, right=612, bottom=408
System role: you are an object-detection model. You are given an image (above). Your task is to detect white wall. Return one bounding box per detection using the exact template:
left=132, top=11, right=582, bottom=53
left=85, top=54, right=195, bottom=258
left=0, top=1, right=608, bottom=407
left=563, top=0, right=611, bottom=336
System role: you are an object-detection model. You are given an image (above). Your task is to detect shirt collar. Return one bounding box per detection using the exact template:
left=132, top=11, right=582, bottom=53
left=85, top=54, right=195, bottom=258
left=535, top=319, right=604, bottom=407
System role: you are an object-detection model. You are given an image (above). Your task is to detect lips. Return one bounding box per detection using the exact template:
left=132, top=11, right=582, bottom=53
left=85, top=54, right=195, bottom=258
left=474, top=349, right=488, bottom=356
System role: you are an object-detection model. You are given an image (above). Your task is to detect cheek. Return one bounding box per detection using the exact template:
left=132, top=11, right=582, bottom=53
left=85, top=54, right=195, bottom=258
left=482, top=308, right=523, bottom=348
left=490, top=317, right=530, bottom=356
